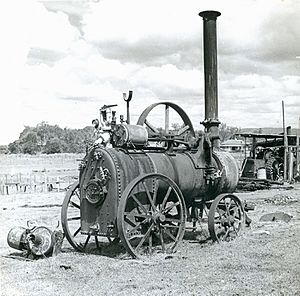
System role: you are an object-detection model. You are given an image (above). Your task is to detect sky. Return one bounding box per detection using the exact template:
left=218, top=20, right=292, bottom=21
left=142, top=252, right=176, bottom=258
left=1, top=0, right=300, bottom=145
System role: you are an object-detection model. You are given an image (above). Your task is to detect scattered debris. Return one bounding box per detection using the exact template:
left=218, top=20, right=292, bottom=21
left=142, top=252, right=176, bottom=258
left=238, top=177, right=294, bottom=191
left=244, top=201, right=255, bottom=211
left=59, top=264, right=72, bottom=270
left=2, top=254, right=34, bottom=262
left=237, top=179, right=271, bottom=191
left=259, top=212, right=292, bottom=223
left=253, top=230, right=271, bottom=235
left=264, top=194, right=297, bottom=205
left=164, top=255, right=173, bottom=260
left=7, top=222, right=64, bottom=259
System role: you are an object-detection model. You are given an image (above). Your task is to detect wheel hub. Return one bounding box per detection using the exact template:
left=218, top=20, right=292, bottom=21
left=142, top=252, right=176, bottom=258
left=152, top=212, right=166, bottom=224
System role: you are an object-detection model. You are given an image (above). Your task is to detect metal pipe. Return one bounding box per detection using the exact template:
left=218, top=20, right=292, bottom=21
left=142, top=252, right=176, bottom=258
left=199, top=10, right=221, bottom=122
left=199, top=11, right=221, bottom=149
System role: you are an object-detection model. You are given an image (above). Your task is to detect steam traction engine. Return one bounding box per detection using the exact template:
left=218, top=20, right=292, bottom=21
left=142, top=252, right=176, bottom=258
left=61, top=11, right=247, bottom=258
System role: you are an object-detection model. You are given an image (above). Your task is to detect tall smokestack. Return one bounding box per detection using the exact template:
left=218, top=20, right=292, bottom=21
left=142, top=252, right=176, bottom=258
left=199, top=10, right=221, bottom=148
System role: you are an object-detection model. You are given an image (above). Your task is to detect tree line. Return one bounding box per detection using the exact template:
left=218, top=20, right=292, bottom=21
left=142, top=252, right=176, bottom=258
left=8, top=122, right=94, bottom=154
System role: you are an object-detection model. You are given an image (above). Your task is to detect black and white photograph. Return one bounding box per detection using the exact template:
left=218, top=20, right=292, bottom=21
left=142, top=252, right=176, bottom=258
left=0, top=0, right=299, bottom=295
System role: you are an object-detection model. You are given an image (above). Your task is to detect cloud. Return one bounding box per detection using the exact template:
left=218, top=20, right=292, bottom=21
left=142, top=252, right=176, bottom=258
left=1, top=0, right=299, bottom=145
left=41, top=0, right=90, bottom=35
left=27, top=48, right=66, bottom=66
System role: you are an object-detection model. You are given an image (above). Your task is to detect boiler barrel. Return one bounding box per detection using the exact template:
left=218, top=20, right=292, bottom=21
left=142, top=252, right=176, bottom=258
left=148, top=150, right=239, bottom=203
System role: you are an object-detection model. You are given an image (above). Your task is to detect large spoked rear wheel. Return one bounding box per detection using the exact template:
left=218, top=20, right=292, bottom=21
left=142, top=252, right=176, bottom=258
left=208, top=194, right=245, bottom=242
left=117, top=173, right=186, bottom=258
left=61, top=182, right=100, bottom=252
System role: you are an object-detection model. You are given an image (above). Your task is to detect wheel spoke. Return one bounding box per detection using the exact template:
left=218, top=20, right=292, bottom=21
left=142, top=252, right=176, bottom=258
left=163, top=201, right=180, bottom=214
left=228, top=198, right=233, bottom=208
left=135, top=223, right=154, bottom=251
left=158, top=224, right=165, bottom=252
left=232, top=206, right=239, bottom=217
left=152, top=179, right=158, bottom=205
left=145, top=119, right=160, bottom=134
left=149, top=233, right=153, bottom=254
left=70, top=201, right=80, bottom=209
left=73, top=227, right=81, bottom=237
left=83, top=235, right=91, bottom=249
left=177, top=125, right=190, bottom=136
left=225, top=200, right=231, bottom=214
left=124, top=216, right=137, bottom=228
left=165, top=104, right=169, bottom=134
left=131, top=194, right=148, bottom=214
left=164, top=217, right=181, bottom=223
left=95, top=236, right=100, bottom=248
left=142, top=181, right=156, bottom=211
left=124, top=212, right=151, bottom=219
left=161, top=224, right=180, bottom=229
left=161, top=226, right=176, bottom=241
left=74, top=190, right=80, bottom=199
left=67, top=216, right=80, bottom=221
left=162, top=186, right=172, bottom=209
left=221, top=228, right=230, bottom=241
left=126, top=220, right=147, bottom=235
left=232, top=225, right=239, bottom=235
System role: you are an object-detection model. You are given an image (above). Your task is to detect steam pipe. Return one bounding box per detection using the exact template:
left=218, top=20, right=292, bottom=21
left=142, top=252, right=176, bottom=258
left=123, top=90, right=133, bottom=124
left=199, top=10, right=221, bottom=148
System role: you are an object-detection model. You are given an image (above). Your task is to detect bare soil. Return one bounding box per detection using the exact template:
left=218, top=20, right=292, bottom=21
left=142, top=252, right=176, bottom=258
left=1, top=185, right=300, bottom=296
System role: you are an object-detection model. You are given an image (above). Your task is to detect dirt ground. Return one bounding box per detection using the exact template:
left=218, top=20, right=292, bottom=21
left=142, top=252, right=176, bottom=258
left=1, top=185, right=300, bottom=296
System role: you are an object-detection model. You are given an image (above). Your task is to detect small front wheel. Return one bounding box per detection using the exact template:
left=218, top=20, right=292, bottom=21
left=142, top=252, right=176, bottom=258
left=208, top=194, right=245, bottom=242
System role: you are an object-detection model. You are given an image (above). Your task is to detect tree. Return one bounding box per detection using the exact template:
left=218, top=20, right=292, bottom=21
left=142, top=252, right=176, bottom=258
left=8, top=141, right=21, bottom=154
left=21, top=131, right=39, bottom=154
left=219, top=123, right=240, bottom=142
left=44, top=137, right=63, bottom=154
left=8, top=122, right=95, bottom=154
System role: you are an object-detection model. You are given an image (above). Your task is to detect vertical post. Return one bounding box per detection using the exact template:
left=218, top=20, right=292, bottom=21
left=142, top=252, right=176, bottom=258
left=282, top=100, right=287, bottom=181
left=165, top=105, right=169, bottom=134
left=57, top=177, right=60, bottom=192
left=296, top=132, right=300, bottom=176
left=288, top=148, right=293, bottom=182
left=286, top=127, right=292, bottom=182
left=244, top=137, right=247, bottom=159
left=296, top=133, right=299, bottom=177
left=253, top=137, right=257, bottom=159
